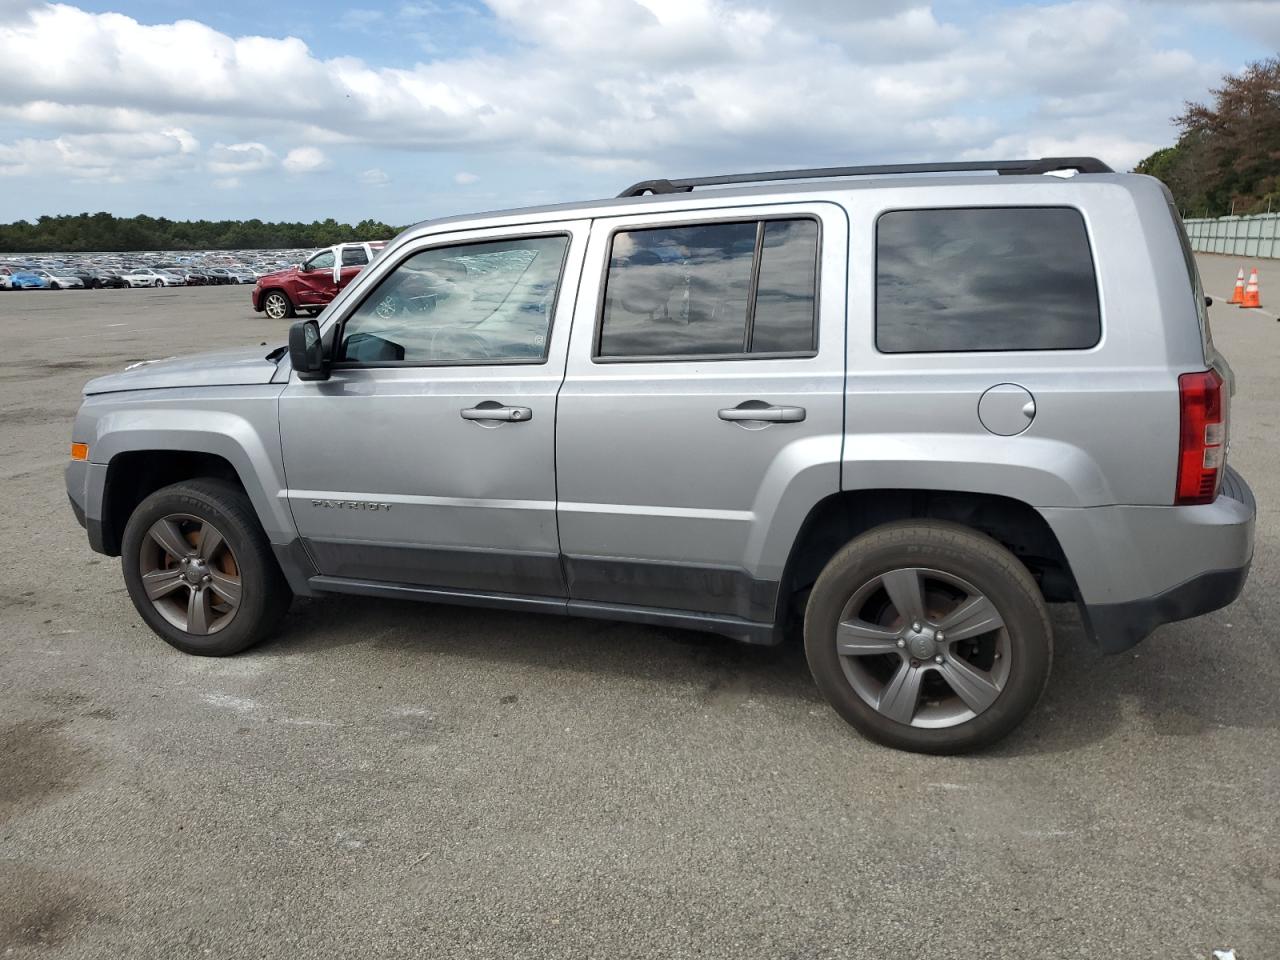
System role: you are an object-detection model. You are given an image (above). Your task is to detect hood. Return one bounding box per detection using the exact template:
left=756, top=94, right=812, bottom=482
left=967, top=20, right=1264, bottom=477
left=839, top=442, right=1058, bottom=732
left=84, top=345, right=284, bottom=395
left=257, top=265, right=299, bottom=284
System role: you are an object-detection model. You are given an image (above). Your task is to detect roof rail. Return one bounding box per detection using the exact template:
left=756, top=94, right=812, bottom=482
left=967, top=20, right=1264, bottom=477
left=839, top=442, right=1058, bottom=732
left=616, top=157, right=1113, bottom=198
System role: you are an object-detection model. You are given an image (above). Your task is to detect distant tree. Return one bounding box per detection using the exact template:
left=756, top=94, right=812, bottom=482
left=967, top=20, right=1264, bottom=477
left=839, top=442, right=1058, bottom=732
left=0, top=212, right=408, bottom=253
left=1136, top=56, right=1280, bottom=216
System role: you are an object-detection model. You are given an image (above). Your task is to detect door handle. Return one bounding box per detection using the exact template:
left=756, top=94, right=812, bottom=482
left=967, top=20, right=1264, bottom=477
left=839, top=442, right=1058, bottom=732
left=460, top=404, right=533, bottom=422
left=718, top=404, right=806, bottom=423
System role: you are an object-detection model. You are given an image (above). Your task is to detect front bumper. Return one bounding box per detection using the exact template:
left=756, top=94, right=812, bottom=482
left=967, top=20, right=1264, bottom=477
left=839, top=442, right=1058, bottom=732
left=251, top=286, right=264, bottom=311
left=1042, top=467, right=1256, bottom=652
left=66, top=458, right=112, bottom=554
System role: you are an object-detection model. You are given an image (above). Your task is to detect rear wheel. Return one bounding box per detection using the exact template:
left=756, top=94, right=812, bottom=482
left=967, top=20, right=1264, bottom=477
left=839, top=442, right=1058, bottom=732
left=49, top=282, right=60, bottom=290
left=262, top=290, right=294, bottom=320
left=803, top=520, right=1051, bottom=754
left=122, top=479, right=292, bottom=656
left=153, top=279, right=163, bottom=287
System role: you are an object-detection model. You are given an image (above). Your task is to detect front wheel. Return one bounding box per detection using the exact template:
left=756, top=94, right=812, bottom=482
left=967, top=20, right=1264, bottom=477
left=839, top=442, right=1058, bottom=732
left=50, top=282, right=60, bottom=290
left=153, top=279, right=163, bottom=287
left=262, top=290, right=295, bottom=320
left=122, top=479, right=292, bottom=656
left=804, top=520, right=1051, bottom=754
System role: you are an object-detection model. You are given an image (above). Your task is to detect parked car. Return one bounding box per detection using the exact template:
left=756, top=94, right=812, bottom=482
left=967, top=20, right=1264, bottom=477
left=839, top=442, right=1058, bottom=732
left=66, top=157, right=1254, bottom=754
left=120, top=269, right=172, bottom=287
left=252, top=241, right=386, bottom=319
left=29, top=268, right=84, bottom=289
left=0, top=265, right=14, bottom=290
left=74, top=271, right=129, bottom=290
left=179, top=271, right=209, bottom=286
left=157, top=270, right=188, bottom=286
left=9, top=270, right=50, bottom=289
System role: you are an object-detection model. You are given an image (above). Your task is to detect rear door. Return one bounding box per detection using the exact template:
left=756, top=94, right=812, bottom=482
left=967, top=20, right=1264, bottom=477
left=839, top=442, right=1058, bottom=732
left=556, top=202, right=847, bottom=622
left=338, top=244, right=370, bottom=290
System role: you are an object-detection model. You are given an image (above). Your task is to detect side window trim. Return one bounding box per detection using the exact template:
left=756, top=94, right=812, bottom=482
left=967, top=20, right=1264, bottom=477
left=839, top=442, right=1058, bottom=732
left=741, top=221, right=765, bottom=352
left=329, top=230, right=574, bottom=369
left=591, top=213, right=823, bottom=364
left=873, top=204, right=1102, bottom=355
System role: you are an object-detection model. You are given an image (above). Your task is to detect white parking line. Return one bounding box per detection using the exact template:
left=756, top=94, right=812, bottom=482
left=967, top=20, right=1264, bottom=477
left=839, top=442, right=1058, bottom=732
left=1217, top=294, right=1278, bottom=320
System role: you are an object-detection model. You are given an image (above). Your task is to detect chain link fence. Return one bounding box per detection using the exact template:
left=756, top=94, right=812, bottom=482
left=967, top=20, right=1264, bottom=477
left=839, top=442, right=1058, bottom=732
left=1182, top=214, right=1280, bottom=258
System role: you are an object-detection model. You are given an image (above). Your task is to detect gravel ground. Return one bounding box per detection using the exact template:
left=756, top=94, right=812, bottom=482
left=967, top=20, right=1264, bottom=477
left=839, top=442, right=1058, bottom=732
left=0, top=260, right=1276, bottom=959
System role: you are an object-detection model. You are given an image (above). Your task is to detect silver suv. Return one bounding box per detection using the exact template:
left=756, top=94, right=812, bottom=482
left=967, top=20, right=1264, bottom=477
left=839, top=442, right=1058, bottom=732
left=65, top=158, right=1255, bottom=753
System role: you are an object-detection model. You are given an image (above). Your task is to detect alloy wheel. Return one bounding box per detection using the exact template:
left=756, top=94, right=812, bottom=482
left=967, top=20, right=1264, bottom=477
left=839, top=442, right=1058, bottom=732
left=264, top=293, right=289, bottom=319
left=138, top=514, right=242, bottom=635
left=835, top=567, right=1010, bottom=729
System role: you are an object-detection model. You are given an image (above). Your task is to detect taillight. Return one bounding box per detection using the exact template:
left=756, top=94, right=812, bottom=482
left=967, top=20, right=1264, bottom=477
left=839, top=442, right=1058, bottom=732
left=1176, top=369, right=1226, bottom=505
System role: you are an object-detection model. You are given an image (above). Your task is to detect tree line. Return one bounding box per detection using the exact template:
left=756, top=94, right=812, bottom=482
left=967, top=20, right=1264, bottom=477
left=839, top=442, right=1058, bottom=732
left=1136, top=56, right=1280, bottom=218
left=0, top=212, right=403, bottom=253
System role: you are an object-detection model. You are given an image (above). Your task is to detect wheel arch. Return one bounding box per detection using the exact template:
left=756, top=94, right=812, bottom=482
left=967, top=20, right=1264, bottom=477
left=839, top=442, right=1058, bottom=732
left=93, top=414, right=294, bottom=557
left=774, top=488, right=1078, bottom=634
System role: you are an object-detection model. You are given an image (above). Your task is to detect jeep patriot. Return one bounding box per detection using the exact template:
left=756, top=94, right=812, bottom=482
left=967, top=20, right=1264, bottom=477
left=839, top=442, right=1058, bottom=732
left=66, top=157, right=1255, bottom=753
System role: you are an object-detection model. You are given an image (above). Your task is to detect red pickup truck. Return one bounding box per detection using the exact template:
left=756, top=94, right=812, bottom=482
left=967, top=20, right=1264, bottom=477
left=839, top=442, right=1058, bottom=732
left=252, top=241, right=387, bottom=319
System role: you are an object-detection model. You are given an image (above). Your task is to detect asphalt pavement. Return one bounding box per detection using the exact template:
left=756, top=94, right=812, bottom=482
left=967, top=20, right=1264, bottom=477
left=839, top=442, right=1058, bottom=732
left=0, top=261, right=1276, bottom=958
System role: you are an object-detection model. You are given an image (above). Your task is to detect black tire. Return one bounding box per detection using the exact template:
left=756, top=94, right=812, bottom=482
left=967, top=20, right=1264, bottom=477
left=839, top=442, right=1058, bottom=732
left=121, top=478, right=292, bottom=656
left=262, top=289, right=295, bottom=320
left=153, top=279, right=163, bottom=287
left=803, top=520, right=1052, bottom=754
left=50, top=282, right=60, bottom=290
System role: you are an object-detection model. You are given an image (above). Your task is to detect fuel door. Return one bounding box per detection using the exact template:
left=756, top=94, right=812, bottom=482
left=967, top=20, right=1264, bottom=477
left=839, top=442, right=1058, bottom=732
left=978, top=383, right=1036, bottom=436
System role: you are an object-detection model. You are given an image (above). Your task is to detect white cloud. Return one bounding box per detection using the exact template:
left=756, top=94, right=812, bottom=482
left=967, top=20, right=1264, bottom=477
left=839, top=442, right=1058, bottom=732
left=282, top=146, right=328, bottom=173
left=453, top=171, right=479, bottom=184
left=206, top=141, right=274, bottom=175
left=212, top=176, right=241, bottom=189
left=0, top=0, right=1234, bottom=198
left=360, top=166, right=390, bottom=185
left=0, top=127, right=198, bottom=181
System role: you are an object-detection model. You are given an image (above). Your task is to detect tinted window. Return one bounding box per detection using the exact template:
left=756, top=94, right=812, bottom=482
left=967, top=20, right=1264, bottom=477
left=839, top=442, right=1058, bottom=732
left=876, top=207, right=1100, bottom=353
left=339, top=235, right=569, bottom=364
left=598, top=219, right=818, bottom=359
left=342, top=246, right=369, bottom=266
left=751, top=219, right=819, bottom=353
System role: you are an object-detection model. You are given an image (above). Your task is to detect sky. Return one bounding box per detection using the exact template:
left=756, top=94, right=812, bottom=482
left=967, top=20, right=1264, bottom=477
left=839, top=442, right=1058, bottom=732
left=0, top=0, right=1277, bottom=225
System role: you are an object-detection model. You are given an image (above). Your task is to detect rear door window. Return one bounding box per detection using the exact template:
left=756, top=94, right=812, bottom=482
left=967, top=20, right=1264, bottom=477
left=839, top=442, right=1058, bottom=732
left=596, top=218, right=819, bottom=359
left=875, top=207, right=1101, bottom=353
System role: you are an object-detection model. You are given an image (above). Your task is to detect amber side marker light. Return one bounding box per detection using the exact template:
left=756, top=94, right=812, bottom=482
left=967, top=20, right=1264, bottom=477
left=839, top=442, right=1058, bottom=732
left=70, top=442, right=89, bottom=461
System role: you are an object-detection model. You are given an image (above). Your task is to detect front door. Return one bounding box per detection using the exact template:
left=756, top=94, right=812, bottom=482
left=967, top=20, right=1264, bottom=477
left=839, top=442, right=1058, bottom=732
left=294, top=248, right=338, bottom=306
left=556, top=203, right=847, bottom=623
left=279, top=221, right=589, bottom=598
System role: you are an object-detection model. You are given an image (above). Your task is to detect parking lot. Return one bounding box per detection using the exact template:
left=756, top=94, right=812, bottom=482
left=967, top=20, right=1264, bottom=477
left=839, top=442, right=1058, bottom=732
left=1, top=256, right=1277, bottom=957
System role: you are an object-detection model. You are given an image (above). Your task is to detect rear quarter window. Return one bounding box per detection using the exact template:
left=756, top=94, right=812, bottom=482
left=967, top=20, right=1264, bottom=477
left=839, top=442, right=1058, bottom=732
left=875, top=207, right=1101, bottom=353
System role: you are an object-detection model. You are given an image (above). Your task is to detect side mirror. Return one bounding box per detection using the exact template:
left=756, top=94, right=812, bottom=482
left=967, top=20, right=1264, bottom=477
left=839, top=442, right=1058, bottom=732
left=289, top=319, right=329, bottom=381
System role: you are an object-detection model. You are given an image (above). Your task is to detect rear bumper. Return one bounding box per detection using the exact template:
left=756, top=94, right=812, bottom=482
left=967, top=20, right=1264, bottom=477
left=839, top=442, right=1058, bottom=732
left=1042, top=467, right=1255, bottom=652
left=1078, top=563, right=1250, bottom=653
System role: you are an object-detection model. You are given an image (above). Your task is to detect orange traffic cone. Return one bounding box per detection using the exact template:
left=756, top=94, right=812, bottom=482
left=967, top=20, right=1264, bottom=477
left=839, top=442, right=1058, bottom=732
left=1229, top=268, right=1245, bottom=304
left=1242, top=267, right=1262, bottom=308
